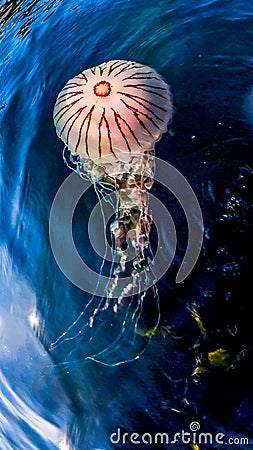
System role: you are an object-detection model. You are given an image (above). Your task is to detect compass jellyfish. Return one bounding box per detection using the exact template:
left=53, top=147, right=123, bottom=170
left=52, top=60, right=173, bottom=365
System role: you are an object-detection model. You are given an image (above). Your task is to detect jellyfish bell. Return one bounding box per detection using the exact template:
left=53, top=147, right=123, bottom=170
left=52, top=60, right=174, bottom=364
left=53, top=59, right=173, bottom=170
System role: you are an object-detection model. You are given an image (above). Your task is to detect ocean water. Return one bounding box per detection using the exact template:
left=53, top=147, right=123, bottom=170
left=1, top=0, right=253, bottom=449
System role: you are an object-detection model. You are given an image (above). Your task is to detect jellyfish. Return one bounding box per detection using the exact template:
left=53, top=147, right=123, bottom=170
left=52, top=60, right=173, bottom=365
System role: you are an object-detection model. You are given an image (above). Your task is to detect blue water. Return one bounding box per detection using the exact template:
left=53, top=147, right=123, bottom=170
left=1, top=0, right=253, bottom=449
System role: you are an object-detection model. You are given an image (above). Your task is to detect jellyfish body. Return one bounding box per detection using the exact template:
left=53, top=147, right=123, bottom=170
left=53, top=60, right=173, bottom=363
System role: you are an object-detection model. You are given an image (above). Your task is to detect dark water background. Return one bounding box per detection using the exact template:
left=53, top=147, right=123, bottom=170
left=1, top=0, right=253, bottom=448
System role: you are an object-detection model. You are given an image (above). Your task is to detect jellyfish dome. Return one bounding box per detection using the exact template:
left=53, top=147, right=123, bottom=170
left=52, top=60, right=174, bottom=364
left=53, top=60, right=173, bottom=172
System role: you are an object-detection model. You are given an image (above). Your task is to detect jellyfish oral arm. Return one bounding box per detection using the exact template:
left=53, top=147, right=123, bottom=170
left=91, top=152, right=155, bottom=318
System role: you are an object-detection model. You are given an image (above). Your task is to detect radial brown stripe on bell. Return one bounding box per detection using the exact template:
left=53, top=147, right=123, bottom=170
left=117, top=91, right=164, bottom=122
left=123, top=84, right=169, bottom=100
left=65, top=108, right=84, bottom=147
left=111, top=108, right=132, bottom=153
left=120, top=99, right=160, bottom=131
left=84, top=105, right=95, bottom=157
left=108, top=60, right=129, bottom=76
left=102, top=109, right=115, bottom=157
left=54, top=97, right=84, bottom=126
